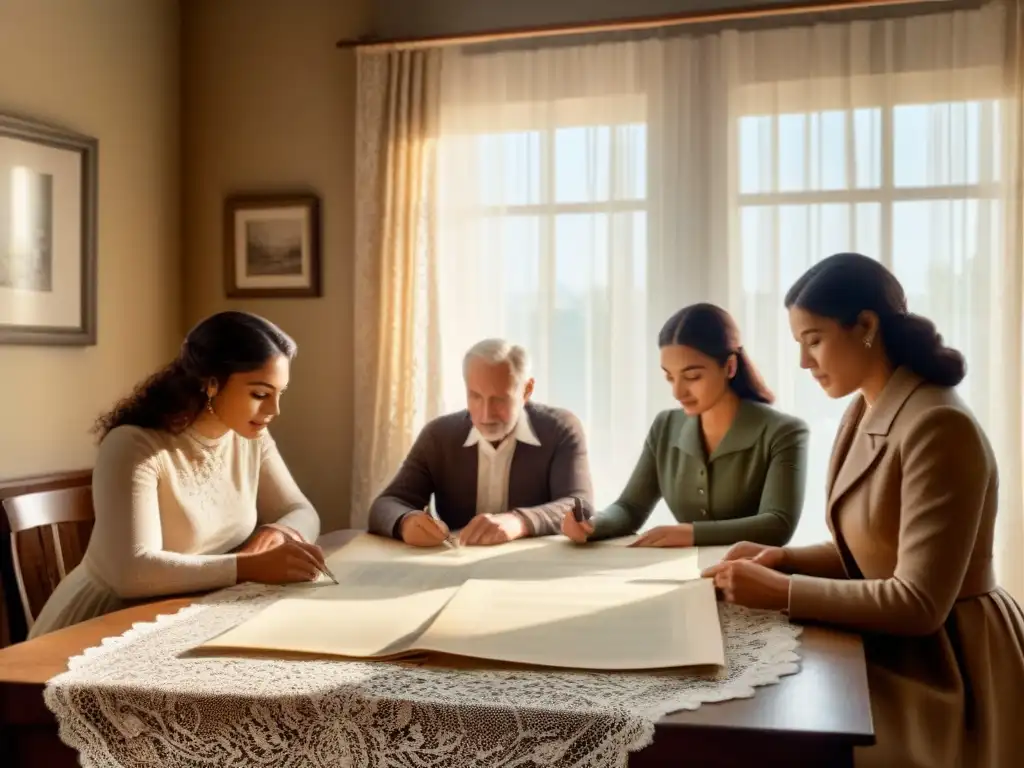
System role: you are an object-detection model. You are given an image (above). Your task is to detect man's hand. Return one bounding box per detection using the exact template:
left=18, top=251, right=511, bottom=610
left=458, top=512, right=528, bottom=546
left=400, top=509, right=451, bottom=548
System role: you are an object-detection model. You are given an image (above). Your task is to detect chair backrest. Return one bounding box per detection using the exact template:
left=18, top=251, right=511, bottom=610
left=2, top=485, right=94, bottom=633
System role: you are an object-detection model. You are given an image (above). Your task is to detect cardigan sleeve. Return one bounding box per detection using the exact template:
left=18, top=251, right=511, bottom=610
left=589, top=417, right=665, bottom=540
left=256, top=432, right=321, bottom=543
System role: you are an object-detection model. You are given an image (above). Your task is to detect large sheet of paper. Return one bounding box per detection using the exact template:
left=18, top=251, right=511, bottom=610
left=200, top=534, right=722, bottom=671
left=203, top=584, right=461, bottom=659
left=325, top=531, right=701, bottom=583
left=415, top=576, right=724, bottom=670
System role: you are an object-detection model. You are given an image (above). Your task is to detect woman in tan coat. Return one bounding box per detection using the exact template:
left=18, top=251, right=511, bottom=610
left=704, top=253, right=1024, bottom=767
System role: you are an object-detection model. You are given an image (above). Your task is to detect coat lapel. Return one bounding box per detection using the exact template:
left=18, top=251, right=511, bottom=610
left=827, top=422, right=884, bottom=512
left=826, top=397, right=864, bottom=503
left=827, top=367, right=924, bottom=514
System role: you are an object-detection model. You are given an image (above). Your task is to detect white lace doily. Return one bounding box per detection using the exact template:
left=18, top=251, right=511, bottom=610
left=44, top=584, right=802, bottom=768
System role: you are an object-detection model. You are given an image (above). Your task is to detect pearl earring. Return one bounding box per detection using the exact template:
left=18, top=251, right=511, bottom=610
left=864, top=337, right=873, bottom=349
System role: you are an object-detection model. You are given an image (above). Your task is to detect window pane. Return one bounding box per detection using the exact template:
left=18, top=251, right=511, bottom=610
left=853, top=108, right=883, bottom=189
left=739, top=115, right=772, bottom=195
left=544, top=211, right=650, bottom=511
left=614, top=123, right=648, bottom=201
left=478, top=131, right=542, bottom=206
left=740, top=203, right=881, bottom=294
left=555, top=126, right=611, bottom=203
left=739, top=108, right=881, bottom=194
left=891, top=199, right=1002, bottom=410
left=893, top=100, right=1001, bottom=187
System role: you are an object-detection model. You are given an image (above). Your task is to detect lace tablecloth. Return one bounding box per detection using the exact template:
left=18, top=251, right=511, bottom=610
left=44, top=583, right=802, bottom=768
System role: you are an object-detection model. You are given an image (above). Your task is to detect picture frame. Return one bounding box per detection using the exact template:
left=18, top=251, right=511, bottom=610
left=223, top=193, right=322, bottom=298
left=0, top=113, right=98, bottom=346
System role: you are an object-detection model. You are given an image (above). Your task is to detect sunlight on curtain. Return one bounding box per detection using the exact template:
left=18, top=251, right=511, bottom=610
left=351, top=49, right=444, bottom=527
left=721, top=3, right=1022, bottom=594
left=424, top=0, right=1022, bottom=597
left=435, top=42, right=668, bottom=524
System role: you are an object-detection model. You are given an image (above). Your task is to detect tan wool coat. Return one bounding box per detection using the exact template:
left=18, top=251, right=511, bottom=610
left=783, top=366, right=1024, bottom=767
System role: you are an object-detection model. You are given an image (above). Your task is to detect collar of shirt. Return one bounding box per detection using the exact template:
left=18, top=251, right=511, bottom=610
left=463, top=408, right=541, bottom=450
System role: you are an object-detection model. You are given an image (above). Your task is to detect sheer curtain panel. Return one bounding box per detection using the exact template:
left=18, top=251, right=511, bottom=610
left=351, top=49, right=443, bottom=528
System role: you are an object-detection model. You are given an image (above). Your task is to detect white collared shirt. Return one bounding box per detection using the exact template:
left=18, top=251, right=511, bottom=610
left=463, top=410, right=541, bottom=518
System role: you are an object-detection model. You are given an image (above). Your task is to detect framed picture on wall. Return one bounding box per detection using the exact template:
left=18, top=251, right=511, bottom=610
left=223, top=193, right=322, bottom=298
left=0, top=113, right=98, bottom=346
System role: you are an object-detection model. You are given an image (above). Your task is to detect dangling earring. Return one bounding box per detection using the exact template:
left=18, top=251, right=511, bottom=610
left=206, top=394, right=216, bottom=417
left=864, top=336, right=873, bottom=349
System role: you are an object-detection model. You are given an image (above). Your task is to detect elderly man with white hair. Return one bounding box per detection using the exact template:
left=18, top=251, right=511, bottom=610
left=368, top=338, right=594, bottom=547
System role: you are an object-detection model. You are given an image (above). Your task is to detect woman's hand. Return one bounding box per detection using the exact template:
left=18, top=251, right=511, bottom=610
left=701, top=559, right=791, bottom=611
left=561, top=506, right=594, bottom=543
left=235, top=524, right=301, bottom=555
left=628, top=524, right=694, bottom=548
left=236, top=539, right=326, bottom=585
left=719, top=541, right=787, bottom=570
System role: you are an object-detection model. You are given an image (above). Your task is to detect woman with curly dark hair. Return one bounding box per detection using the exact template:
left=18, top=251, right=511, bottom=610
left=29, top=311, right=326, bottom=637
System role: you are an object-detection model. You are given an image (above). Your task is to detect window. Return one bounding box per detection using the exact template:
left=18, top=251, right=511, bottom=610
left=736, top=96, right=1005, bottom=545
left=436, top=97, right=654, bottom=511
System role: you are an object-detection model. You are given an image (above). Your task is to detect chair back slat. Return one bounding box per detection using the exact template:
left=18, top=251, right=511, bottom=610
left=4, top=486, right=94, bottom=533
left=2, top=486, right=95, bottom=631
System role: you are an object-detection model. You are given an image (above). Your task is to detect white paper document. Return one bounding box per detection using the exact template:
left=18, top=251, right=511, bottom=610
left=200, top=534, right=724, bottom=671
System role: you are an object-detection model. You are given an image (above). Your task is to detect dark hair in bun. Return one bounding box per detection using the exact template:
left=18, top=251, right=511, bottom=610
left=784, top=252, right=965, bottom=387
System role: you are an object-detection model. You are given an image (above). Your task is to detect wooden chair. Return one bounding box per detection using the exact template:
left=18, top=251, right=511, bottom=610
left=2, top=486, right=94, bottom=638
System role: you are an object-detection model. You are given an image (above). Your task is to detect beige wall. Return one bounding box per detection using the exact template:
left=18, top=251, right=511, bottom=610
left=182, top=0, right=370, bottom=531
left=0, top=0, right=181, bottom=479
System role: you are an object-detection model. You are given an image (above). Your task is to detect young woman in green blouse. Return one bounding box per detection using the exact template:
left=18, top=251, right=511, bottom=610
left=563, top=303, right=809, bottom=548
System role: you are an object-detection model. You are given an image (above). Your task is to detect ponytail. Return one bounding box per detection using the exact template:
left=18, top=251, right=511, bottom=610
left=730, top=348, right=774, bottom=404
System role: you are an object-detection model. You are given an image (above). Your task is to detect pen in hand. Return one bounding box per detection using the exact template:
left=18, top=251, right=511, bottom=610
left=318, top=562, right=340, bottom=584
left=572, top=496, right=586, bottom=523
left=426, top=505, right=458, bottom=548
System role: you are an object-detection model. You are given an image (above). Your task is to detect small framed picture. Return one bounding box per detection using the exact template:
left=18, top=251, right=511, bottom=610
left=223, top=193, right=321, bottom=298
left=0, top=113, right=98, bottom=346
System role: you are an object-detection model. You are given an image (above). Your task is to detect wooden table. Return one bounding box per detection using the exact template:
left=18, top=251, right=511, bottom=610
left=0, top=531, right=873, bottom=767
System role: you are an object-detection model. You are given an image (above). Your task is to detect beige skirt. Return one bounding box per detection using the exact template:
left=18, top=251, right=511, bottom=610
left=28, top=562, right=127, bottom=639
left=856, top=588, right=1024, bottom=767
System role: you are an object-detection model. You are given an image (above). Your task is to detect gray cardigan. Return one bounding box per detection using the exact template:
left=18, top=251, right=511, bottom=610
left=367, top=402, right=594, bottom=538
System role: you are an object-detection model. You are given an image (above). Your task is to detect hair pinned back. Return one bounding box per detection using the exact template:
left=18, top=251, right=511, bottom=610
left=658, top=303, right=774, bottom=404
left=93, top=311, right=297, bottom=440
left=785, top=252, right=966, bottom=387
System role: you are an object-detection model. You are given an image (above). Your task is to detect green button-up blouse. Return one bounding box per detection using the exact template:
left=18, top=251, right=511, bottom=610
left=589, top=400, right=809, bottom=547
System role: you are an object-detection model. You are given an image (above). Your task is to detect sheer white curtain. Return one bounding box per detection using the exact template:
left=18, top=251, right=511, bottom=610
left=435, top=43, right=662, bottom=522
left=719, top=2, right=1023, bottom=597
left=403, top=0, right=1024, bottom=597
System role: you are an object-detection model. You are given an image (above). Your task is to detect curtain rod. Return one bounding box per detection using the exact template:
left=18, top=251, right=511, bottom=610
left=337, top=0, right=950, bottom=52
